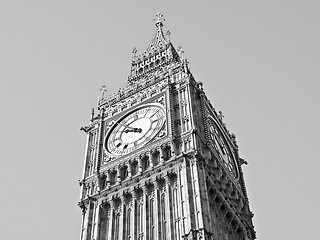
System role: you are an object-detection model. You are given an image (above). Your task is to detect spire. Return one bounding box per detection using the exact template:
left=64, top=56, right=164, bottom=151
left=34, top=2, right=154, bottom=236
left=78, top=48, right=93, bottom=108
left=128, top=13, right=180, bottom=82
left=145, top=12, right=169, bottom=53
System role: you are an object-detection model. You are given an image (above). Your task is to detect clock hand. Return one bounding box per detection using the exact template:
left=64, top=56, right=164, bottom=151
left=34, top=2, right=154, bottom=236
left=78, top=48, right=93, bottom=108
left=116, top=122, right=137, bottom=130
left=124, top=128, right=142, bottom=133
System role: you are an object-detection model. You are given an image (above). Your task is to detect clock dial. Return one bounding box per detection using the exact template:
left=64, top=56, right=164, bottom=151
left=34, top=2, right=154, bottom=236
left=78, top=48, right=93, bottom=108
left=208, top=119, right=238, bottom=179
left=105, top=104, right=166, bottom=155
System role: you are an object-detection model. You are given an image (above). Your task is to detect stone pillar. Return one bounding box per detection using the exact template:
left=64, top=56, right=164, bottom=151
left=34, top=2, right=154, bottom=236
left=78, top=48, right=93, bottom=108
left=80, top=202, right=89, bottom=240
left=138, top=157, right=143, bottom=174
left=142, top=184, right=148, bottom=240
left=147, top=151, right=153, bottom=169
left=118, top=195, right=125, bottom=240
left=81, top=201, right=92, bottom=240
left=153, top=180, right=160, bottom=240
left=106, top=170, right=111, bottom=189
left=92, top=201, right=102, bottom=240
left=172, top=173, right=181, bottom=240
left=159, top=146, right=164, bottom=165
left=80, top=132, right=90, bottom=200
left=181, top=158, right=193, bottom=232
left=93, top=180, right=99, bottom=194
left=164, top=175, right=173, bottom=240
left=176, top=166, right=186, bottom=236
left=170, top=141, right=175, bottom=158
left=192, top=158, right=204, bottom=230
left=117, top=165, right=121, bottom=184
left=127, top=161, right=132, bottom=179
left=107, top=200, right=114, bottom=240
left=130, top=190, right=137, bottom=240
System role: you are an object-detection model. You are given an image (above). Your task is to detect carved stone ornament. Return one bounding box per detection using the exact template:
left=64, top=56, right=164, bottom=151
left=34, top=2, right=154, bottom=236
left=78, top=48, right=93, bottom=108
left=78, top=201, right=87, bottom=215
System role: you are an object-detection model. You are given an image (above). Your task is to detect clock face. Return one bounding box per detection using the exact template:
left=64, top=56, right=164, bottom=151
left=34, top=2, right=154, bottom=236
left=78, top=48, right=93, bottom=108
left=208, top=119, right=238, bottom=179
left=105, top=104, right=166, bottom=156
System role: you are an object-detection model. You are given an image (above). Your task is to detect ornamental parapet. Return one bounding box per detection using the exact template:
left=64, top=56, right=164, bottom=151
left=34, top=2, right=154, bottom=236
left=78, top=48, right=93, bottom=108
left=98, top=69, right=170, bottom=109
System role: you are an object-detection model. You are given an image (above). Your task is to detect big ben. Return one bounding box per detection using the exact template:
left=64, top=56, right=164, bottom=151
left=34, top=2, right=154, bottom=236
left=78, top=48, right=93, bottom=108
left=79, top=13, right=255, bottom=240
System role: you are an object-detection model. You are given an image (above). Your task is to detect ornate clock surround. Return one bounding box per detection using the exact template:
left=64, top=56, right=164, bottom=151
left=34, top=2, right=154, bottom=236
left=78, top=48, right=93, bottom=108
left=104, top=103, right=166, bottom=156
left=206, top=115, right=240, bottom=180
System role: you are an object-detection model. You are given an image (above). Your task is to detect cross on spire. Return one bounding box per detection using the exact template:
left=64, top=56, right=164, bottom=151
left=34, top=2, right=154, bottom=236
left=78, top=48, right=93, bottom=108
left=154, top=12, right=165, bottom=28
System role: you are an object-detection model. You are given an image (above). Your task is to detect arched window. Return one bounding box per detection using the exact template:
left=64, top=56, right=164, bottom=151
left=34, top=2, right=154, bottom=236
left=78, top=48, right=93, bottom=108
left=121, top=166, right=128, bottom=180
left=131, top=161, right=138, bottom=176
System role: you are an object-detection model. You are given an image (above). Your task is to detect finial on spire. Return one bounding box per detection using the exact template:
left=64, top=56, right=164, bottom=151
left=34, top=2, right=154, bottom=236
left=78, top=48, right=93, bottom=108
left=90, top=108, right=94, bottom=121
left=177, top=46, right=184, bottom=59
left=154, top=12, right=165, bottom=28
left=218, top=111, right=225, bottom=121
left=132, top=47, right=137, bottom=61
left=100, top=85, right=107, bottom=99
left=166, top=30, right=171, bottom=42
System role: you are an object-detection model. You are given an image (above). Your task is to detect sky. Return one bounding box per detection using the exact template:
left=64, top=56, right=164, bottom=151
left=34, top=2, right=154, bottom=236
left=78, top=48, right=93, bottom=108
left=1, top=1, right=319, bottom=239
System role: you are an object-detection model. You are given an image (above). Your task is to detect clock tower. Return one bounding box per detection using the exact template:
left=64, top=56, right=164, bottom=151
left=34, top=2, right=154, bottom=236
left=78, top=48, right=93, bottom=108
left=79, top=13, right=255, bottom=240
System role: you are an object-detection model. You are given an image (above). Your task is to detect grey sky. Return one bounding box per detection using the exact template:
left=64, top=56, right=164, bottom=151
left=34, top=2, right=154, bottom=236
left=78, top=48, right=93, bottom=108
left=1, top=1, right=319, bottom=239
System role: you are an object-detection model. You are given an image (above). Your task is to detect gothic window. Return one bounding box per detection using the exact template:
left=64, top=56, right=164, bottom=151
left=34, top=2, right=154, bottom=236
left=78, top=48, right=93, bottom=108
left=152, top=151, right=160, bottom=166
left=84, top=186, right=89, bottom=197
left=121, top=165, right=128, bottom=180
left=184, top=140, right=189, bottom=151
left=90, top=131, right=96, bottom=145
left=180, top=89, right=186, bottom=101
left=162, top=146, right=171, bottom=160
left=90, top=184, right=94, bottom=195
left=130, top=161, right=138, bottom=176
left=100, top=176, right=106, bottom=190
left=87, top=164, right=91, bottom=177
left=109, top=171, right=117, bottom=186
left=142, top=157, right=149, bottom=170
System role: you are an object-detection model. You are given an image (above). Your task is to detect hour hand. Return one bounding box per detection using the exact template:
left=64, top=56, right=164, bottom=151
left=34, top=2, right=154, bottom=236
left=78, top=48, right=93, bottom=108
left=124, top=128, right=142, bottom=133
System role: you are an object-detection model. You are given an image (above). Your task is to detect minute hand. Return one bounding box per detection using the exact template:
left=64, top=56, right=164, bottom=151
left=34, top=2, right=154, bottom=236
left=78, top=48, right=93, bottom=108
left=124, top=128, right=142, bottom=133
left=116, top=122, right=136, bottom=130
